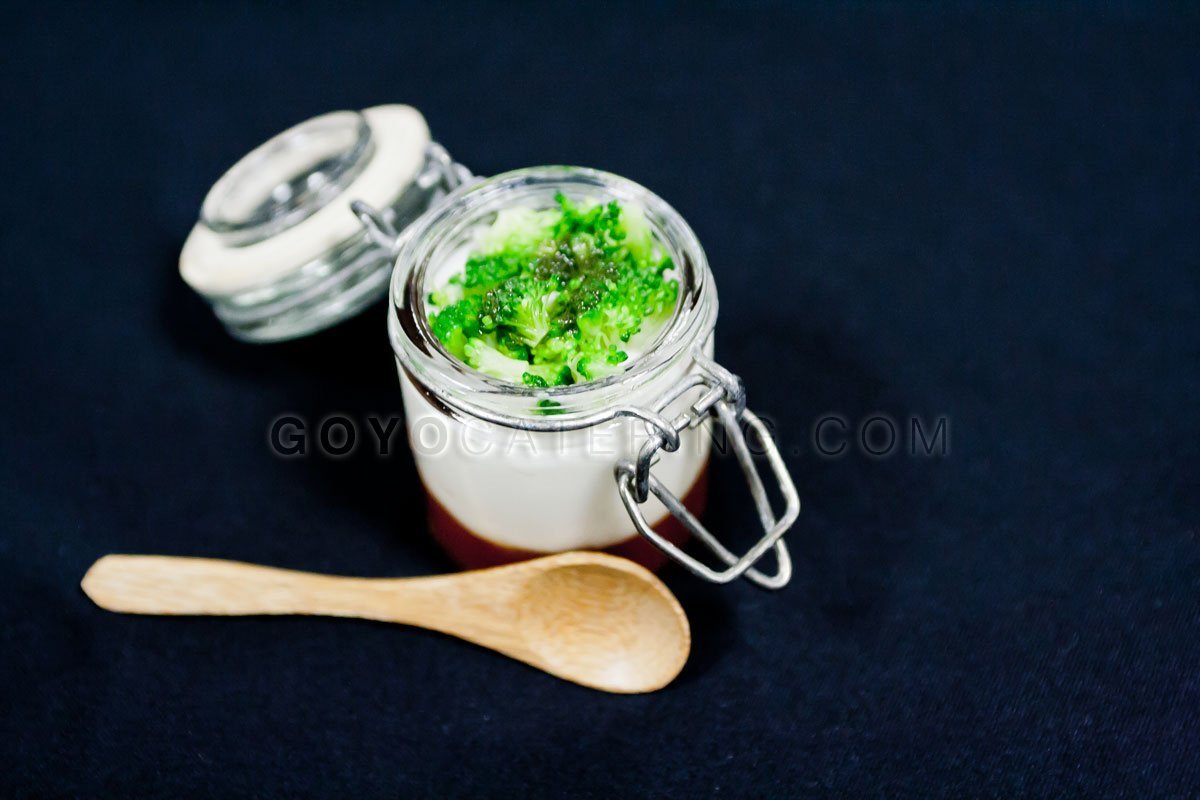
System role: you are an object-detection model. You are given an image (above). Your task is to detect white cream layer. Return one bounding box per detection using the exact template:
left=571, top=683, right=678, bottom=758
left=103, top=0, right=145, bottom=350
left=398, top=360, right=711, bottom=553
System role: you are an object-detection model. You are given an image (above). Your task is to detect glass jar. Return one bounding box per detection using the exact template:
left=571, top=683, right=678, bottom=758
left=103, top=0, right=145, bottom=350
left=386, top=167, right=798, bottom=588
left=179, top=106, right=799, bottom=588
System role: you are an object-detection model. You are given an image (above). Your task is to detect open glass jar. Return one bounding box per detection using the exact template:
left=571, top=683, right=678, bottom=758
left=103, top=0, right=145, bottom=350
left=384, top=167, right=798, bottom=588
left=180, top=107, right=799, bottom=588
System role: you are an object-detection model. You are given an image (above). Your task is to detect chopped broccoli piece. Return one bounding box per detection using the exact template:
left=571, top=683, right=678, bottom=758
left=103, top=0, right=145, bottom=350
left=532, top=329, right=581, bottom=365
left=574, top=347, right=629, bottom=382
left=463, top=338, right=529, bottom=384
left=536, top=398, right=566, bottom=415
left=523, top=362, right=575, bottom=387
left=495, top=330, right=533, bottom=362
left=481, top=276, right=560, bottom=346
left=427, top=193, right=678, bottom=385
left=430, top=295, right=484, bottom=359
left=462, top=252, right=522, bottom=290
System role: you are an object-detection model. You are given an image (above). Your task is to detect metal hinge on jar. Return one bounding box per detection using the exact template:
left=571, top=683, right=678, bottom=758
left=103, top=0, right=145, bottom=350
left=615, top=348, right=799, bottom=589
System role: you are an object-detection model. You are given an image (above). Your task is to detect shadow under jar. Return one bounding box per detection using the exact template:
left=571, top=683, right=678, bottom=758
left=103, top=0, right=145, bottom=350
left=387, top=167, right=798, bottom=589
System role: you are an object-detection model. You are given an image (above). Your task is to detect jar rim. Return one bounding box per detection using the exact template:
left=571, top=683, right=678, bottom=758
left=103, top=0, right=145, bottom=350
left=388, top=166, right=718, bottom=428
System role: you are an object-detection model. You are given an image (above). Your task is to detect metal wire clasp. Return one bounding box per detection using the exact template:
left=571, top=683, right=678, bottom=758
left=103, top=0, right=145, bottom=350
left=352, top=142, right=472, bottom=252
left=615, top=349, right=799, bottom=589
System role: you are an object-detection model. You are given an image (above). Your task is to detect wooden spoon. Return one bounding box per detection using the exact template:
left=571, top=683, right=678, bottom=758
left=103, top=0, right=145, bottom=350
left=82, top=551, right=690, bottom=694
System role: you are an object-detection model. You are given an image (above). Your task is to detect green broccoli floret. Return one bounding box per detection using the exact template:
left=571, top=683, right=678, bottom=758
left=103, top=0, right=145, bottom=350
left=523, top=363, right=575, bottom=387
left=495, top=330, right=533, bottom=362
left=535, top=398, right=565, bottom=415
left=430, top=295, right=484, bottom=359
left=462, top=252, right=523, bottom=290
left=426, top=193, right=678, bottom=386
left=577, top=303, right=643, bottom=349
left=481, top=276, right=560, bottom=346
left=532, top=329, right=581, bottom=365
left=462, top=337, right=530, bottom=384
left=574, top=347, right=629, bottom=382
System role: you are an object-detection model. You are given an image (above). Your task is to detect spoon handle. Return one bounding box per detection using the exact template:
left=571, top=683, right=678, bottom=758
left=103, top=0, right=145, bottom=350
left=81, top=555, right=442, bottom=621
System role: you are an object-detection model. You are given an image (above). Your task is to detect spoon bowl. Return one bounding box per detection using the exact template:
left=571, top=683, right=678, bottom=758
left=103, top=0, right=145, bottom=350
left=82, top=551, right=690, bottom=694
left=516, top=558, right=690, bottom=692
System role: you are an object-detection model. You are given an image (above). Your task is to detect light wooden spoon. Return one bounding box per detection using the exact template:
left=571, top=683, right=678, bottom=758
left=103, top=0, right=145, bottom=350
left=82, top=551, right=690, bottom=694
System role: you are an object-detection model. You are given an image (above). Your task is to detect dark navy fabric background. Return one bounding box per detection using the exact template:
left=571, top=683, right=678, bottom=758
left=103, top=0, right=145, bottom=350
left=2, top=2, right=1197, bottom=797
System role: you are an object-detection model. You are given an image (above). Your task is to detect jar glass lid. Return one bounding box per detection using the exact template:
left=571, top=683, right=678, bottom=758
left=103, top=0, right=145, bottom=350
left=179, top=104, right=467, bottom=342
